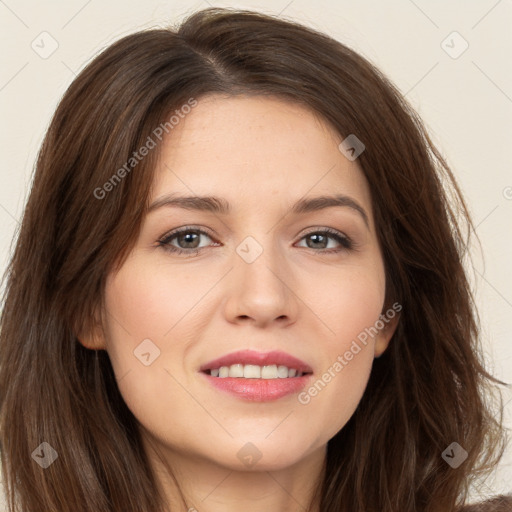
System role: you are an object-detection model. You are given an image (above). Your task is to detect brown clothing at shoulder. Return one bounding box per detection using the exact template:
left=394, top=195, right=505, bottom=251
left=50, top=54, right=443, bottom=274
left=460, top=495, right=512, bottom=511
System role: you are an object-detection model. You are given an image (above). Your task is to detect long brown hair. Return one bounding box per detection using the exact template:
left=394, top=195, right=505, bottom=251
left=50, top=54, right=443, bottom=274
left=0, top=7, right=508, bottom=512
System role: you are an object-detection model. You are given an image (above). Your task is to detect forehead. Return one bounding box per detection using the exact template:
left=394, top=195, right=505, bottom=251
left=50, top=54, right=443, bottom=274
left=151, top=94, right=373, bottom=218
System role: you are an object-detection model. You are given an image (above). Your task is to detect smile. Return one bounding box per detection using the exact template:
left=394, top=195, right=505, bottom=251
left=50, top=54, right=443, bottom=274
left=199, top=350, right=314, bottom=401
left=205, top=364, right=308, bottom=378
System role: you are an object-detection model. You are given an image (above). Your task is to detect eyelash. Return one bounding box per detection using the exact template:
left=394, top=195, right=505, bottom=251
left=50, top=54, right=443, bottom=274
left=157, top=226, right=355, bottom=257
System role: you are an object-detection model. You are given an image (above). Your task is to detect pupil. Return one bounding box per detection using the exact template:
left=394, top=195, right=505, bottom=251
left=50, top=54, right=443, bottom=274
left=308, top=234, right=326, bottom=249
left=179, top=232, right=199, bottom=248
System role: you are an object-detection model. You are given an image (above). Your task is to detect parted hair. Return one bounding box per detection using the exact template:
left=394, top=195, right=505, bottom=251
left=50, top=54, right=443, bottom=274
left=0, top=7, right=509, bottom=512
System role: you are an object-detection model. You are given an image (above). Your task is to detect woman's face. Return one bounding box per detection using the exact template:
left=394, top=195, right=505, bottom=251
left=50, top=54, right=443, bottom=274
left=90, top=95, right=397, bottom=472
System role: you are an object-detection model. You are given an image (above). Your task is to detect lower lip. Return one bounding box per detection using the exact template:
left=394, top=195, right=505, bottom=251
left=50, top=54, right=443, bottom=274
left=200, top=373, right=312, bottom=402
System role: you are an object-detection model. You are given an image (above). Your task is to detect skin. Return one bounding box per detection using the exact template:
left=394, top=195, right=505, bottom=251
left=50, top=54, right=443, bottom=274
left=81, top=95, right=399, bottom=512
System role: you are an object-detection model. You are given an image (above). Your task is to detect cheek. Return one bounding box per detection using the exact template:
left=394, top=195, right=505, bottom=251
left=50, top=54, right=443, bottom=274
left=103, top=259, right=204, bottom=350
left=314, top=262, right=386, bottom=344
left=101, top=259, right=182, bottom=388
left=298, top=325, right=376, bottom=445
left=297, top=265, right=384, bottom=438
left=101, top=261, right=199, bottom=437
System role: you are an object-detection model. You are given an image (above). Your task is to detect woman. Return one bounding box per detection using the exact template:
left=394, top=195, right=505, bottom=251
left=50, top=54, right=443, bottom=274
left=0, top=7, right=510, bottom=512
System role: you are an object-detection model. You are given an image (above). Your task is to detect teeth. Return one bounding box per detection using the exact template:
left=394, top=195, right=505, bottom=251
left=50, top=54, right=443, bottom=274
left=261, top=365, right=277, bottom=378
left=244, top=364, right=261, bottom=378
left=229, top=364, right=244, bottom=378
left=208, top=364, right=304, bottom=379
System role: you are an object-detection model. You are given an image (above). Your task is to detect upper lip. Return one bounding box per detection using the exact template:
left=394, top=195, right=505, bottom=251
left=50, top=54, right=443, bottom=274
left=199, top=349, right=313, bottom=374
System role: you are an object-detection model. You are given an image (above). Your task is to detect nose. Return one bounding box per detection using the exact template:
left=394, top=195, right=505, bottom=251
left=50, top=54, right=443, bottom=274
left=222, top=237, right=299, bottom=328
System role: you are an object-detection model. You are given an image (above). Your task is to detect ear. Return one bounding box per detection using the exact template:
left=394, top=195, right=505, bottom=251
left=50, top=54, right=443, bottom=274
left=374, top=307, right=400, bottom=358
left=76, top=305, right=107, bottom=351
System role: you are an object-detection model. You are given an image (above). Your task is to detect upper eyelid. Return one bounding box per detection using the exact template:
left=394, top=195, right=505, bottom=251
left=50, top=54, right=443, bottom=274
left=159, top=226, right=216, bottom=242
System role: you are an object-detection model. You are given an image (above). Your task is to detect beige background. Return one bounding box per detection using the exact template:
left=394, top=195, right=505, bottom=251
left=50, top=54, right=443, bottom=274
left=0, top=0, right=511, bottom=508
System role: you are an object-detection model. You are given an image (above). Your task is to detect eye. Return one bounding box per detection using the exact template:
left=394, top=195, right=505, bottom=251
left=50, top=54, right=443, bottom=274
left=157, top=226, right=354, bottom=257
left=157, top=227, right=218, bottom=257
left=295, top=228, right=353, bottom=253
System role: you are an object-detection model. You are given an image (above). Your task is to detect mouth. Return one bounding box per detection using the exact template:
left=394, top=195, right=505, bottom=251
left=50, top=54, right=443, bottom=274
left=199, top=350, right=313, bottom=401
left=199, top=349, right=313, bottom=378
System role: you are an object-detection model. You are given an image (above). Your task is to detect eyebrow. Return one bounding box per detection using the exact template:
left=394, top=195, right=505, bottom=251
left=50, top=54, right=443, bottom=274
left=147, top=194, right=369, bottom=227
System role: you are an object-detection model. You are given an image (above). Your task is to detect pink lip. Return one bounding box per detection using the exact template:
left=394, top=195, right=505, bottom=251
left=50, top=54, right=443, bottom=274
left=198, top=349, right=313, bottom=402
left=200, top=373, right=313, bottom=401
left=199, top=349, right=313, bottom=374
